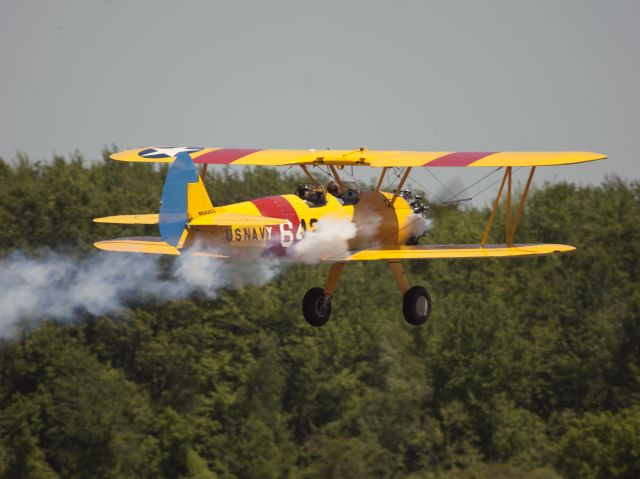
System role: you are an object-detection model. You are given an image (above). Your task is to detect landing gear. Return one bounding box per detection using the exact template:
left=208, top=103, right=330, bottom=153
left=300, top=261, right=432, bottom=327
left=302, top=287, right=332, bottom=327
left=402, top=285, right=432, bottom=325
left=387, top=261, right=432, bottom=326
left=301, top=262, right=345, bottom=327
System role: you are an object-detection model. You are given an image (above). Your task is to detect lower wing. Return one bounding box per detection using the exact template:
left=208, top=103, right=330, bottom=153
left=327, top=244, right=574, bottom=261
left=93, top=239, right=573, bottom=260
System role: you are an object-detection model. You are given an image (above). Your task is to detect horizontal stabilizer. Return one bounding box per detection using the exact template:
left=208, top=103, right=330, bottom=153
left=327, top=243, right=575, bottom=261
left=93, top=214, right=159, bottom=225
left=94, top=236, right=180, bottom=255
left=189, top=213, right=287, bottom=227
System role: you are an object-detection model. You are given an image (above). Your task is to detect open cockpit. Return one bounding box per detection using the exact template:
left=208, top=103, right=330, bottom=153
left=295, top=181, right=361, bottom=207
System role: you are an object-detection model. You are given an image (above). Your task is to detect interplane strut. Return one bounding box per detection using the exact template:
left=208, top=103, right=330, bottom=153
left=480, top=166, right=536, bottom=247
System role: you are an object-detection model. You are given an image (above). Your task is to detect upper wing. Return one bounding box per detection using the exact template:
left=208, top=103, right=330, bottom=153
left=325, top=243, right=575, bottom=261
left=111, top=147, right=606, bottom=168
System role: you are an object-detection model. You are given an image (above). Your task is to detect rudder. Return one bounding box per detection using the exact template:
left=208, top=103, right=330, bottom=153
left=159, top=152, right=213, bottom=246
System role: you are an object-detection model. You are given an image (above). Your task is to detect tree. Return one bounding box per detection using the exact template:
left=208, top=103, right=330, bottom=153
left=555, top=406, right=640, bottom=479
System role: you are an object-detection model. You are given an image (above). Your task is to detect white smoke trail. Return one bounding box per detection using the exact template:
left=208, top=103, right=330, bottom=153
left=292, top=217, right=357, bottom=263
left=172, top=251, right=282, bottom=294
left=0, top=251, right=282, bottom=338
left=0, top=215, right=432, bottom=337
left=356, top=212, right=383, bottom=242
left=408, top=214, right=432, bottom=238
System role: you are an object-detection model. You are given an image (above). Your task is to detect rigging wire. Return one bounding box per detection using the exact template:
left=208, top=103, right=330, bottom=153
left=424, top=167, right=456, bottom=200
left=404, top=172, right=444, bottom=203
left=312, top=165, right=333, bottom=183
left=407, top=165, right=522, bottom=206
left=444, top=167, right=502, bottom=202
left=472, top=167, right=523, bottom=199
left=321, top=166, right=333, bottom=180
left=391, top=167, right=408, bottom=191
left=339, top=165, right=361, bottom=186
left=288, top=162, right=521, bottom=207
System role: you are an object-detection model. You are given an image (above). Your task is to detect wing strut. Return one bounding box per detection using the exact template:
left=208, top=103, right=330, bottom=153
left=374, top=167, right=388, bottom=194
left=480, top=166, right=536, bottom=247
left=507, top=166, right=536, bottom=245
left=387, top=261, right=410, bottom=293
left=325, top=262, right=345, bottom=296
left=481, top=167, right=508, bottom=246
left=505, top=166, right=512, bottom=243
left=300, top=165, right=317, bottom=183
left=390, top=167, right=413, bottom=206
left=328, top=165, right=345, bottom=188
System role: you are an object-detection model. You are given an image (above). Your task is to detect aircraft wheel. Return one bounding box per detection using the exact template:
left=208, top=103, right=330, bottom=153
left=302, top=287, right=332, bottom=327
left=402, top=286, right=432, bottom=326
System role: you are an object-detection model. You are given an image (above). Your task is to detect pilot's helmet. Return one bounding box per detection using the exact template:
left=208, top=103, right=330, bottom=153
left=297, top=184, right=309, bottom=197
left=327, top=180, right=339, bottom=196
left=342, top=190, right=358, bottom=204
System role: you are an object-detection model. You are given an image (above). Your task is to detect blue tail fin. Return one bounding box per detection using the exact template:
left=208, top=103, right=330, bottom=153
left=159, top=152, right=199, bottom=246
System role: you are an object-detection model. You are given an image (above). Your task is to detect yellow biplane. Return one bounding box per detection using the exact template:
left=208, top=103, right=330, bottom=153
left=95, top=147, right=606, bottom=327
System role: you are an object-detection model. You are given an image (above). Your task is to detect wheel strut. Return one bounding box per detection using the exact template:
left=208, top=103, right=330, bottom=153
left=387, top=261, right=410, bottom=294
left=323, top=262, right=345, bottom=304
left=325, top=262, right=345, bottom=295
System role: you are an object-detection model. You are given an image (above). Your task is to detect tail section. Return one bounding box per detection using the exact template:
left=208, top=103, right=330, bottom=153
left=159, top=152, right=213, bottom=246
left=94, top=152, right=215, bottom=254
left=187, top=172, right=215, bottom=220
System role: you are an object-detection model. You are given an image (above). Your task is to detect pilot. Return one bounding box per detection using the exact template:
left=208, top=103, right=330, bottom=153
left=296, top=184, right=311, bottom=201
left=340, top=189, right=359, bottom=205
left=297, top=184, right=325, bottom=207
left=306, top=185, right=325, bottom=206
left=327, top=180, right=344, bottom=205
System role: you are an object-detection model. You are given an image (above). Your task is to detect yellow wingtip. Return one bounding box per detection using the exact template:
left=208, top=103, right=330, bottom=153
left=93, top=214, right=159, bottom=225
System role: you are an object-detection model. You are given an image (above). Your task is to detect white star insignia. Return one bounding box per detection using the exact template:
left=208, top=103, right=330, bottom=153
left=140, top=147, right=202, bottom=158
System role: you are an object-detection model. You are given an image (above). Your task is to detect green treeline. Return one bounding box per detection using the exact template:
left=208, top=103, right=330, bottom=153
left=0, top=152, right=639, bottom=478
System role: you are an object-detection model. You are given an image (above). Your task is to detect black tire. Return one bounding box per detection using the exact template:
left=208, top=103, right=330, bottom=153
left=402, top=286, right=432, bottom=326
left=302, top=287, right=332, bottom=327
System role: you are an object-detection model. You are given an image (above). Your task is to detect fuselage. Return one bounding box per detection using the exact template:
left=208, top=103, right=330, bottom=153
left=185, top=190, right=417, bottom=258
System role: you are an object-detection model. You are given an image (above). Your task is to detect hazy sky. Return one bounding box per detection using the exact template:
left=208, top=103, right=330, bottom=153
left=1, top=0, right=638, bottom=204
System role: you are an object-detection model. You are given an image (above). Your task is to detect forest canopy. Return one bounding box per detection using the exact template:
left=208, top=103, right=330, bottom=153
left=0, top=151, right=639, bottom=478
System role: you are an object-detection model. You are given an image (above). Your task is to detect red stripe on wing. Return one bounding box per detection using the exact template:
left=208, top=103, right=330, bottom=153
left=193, top=148, right=263, bottom=164
left=251, top=196, right=300, bottom=257
left=425, top=152, right=497, bottom=166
